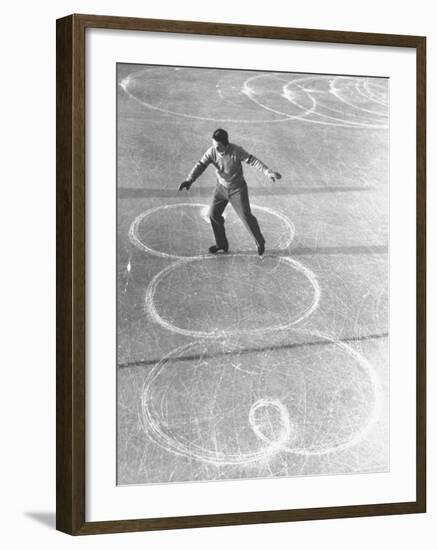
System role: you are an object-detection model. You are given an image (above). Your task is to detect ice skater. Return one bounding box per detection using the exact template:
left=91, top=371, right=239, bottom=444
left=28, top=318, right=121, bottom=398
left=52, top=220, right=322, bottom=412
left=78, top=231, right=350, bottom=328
left=179, top=128, right=282, bottom=256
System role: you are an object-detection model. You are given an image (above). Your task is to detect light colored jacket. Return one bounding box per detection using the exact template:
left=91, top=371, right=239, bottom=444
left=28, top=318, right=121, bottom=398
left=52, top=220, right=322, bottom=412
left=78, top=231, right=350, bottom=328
left=187, top=143, right=273, bottom=189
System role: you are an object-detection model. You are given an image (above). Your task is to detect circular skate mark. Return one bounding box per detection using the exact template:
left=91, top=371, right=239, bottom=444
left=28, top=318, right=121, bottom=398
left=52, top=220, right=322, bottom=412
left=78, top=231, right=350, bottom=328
left=129, top=203, right=295, bottom=260
left=248, top=398, right=296, bottom=448
left=329, top=77, right=387, bottom=116
left=241, top=74, right=318, bottom=120
left=281, top=76, right=389, bottom=128
left=359, top=79, right=389, bottom=106
left=140, top=333, right=382, bottom=465
left=120, top=68, right=388, bottom=128
left=246, top=331, right=383, bottom=456
left=140, top=342, right=289, bottom=465
left=120, top=67, right=302, bottom=123
left=145, top=255, right=320, bottom=338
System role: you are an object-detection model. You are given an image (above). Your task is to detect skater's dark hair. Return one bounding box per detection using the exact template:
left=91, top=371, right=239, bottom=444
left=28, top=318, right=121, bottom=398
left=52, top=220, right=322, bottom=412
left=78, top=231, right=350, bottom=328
left=212, top=128, right=229, bottom=145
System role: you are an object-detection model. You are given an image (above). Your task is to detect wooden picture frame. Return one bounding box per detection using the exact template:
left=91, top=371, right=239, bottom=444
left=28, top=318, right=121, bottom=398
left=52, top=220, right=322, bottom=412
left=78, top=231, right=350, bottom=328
left=56, top=13, right=426, bottom=535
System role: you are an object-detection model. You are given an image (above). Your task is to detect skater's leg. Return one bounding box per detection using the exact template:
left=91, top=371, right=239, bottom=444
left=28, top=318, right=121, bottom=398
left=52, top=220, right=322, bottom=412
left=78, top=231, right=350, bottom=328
left=208, top=185, right=229, bottom=250
left=230, top=184, right=265, bottom=250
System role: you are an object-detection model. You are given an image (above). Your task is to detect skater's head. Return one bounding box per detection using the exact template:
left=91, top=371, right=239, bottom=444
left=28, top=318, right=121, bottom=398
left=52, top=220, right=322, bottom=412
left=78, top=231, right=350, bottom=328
left=212, top=128, right=229, bottom=154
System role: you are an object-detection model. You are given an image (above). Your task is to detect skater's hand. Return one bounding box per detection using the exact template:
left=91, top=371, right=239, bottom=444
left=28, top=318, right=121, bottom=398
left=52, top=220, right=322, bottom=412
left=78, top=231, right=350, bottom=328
left=179, top=181, right=192, bottom=191
left=267, top=171, right=282, bottom=182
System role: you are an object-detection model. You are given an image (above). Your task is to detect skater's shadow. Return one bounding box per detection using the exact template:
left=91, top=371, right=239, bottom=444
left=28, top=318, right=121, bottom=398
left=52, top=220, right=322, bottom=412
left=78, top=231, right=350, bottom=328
left=118, top=185, right=376, bottom=200
left=230, top=244, right=387, bottom=257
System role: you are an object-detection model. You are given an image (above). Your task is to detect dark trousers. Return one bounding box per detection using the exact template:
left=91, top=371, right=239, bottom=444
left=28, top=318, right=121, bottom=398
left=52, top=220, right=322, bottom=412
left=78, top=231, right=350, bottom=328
left=208, top=182, right=265, bottom=249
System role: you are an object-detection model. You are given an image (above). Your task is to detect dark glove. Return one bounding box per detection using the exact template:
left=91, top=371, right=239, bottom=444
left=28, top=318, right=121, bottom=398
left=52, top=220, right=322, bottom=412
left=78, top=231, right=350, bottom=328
left=267, top=171, right=282, bottom=183
left=179, top=181, right=192, bottom=191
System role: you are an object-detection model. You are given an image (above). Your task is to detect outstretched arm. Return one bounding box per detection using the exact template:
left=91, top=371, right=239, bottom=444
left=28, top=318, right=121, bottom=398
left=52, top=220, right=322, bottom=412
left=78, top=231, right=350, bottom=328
left=239, top=147, right=282, bottom=182
left=179, top=148, right=213, bottom=191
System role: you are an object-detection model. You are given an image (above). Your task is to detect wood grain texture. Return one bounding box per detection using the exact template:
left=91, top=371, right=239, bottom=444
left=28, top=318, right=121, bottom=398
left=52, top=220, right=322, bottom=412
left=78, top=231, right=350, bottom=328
left=415, top=36, right=427, bottom=514
left=74, top=13, right=423, bottom=47
left=56, top=14, right=86, bottom=535
left=56, top=13, right=427, bottom=535
left=56, top=15, right=74, bottom=534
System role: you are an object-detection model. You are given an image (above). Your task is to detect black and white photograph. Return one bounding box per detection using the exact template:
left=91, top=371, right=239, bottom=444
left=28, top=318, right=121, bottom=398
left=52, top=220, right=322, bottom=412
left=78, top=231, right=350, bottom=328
left=116, top=63, right=389, bottom=486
